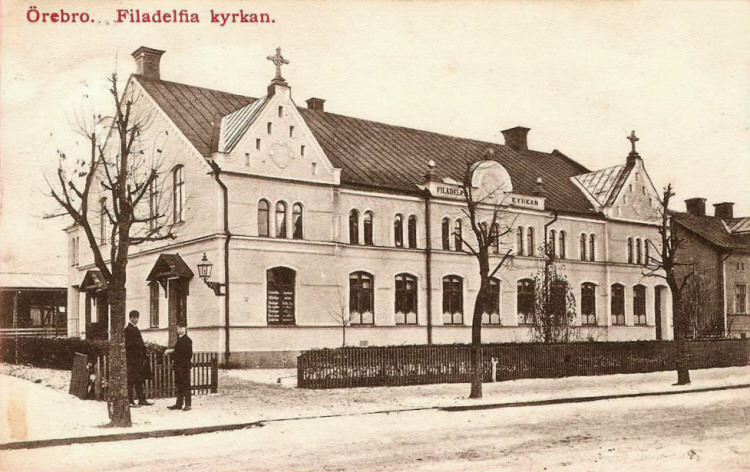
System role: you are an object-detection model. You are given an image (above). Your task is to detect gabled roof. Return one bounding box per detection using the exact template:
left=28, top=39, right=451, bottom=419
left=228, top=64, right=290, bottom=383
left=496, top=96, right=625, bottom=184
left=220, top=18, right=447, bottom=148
left=134, top=75, right=597, bottom=214
left=572, top=164, right=628, bottom=207
left=727, top=217, right=750, bottom=234
left=146, top=254, right=194, bottom=282
left=673, top=212, right=750, bottom=252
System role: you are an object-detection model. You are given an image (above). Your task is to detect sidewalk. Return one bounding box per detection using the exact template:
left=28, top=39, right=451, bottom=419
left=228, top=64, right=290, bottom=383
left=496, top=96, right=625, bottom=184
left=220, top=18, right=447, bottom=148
left=2, top=365, right=749, bottom=449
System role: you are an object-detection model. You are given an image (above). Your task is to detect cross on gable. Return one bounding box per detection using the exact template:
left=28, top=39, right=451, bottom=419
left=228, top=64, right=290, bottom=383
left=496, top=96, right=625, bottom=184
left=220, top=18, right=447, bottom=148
left=627, top=130, right=639, bottom=153
left=267, top=47, right=289, bottom=82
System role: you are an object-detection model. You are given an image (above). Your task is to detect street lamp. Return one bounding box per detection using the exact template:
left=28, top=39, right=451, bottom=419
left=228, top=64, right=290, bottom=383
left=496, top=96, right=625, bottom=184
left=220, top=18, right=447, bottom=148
left=197, top=253, right=225, bottom=296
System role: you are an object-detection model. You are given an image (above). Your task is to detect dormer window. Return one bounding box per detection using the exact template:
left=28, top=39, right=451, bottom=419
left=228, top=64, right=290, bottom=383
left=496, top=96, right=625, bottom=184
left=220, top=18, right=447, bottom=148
left=267, top=122, right=272, bottom=134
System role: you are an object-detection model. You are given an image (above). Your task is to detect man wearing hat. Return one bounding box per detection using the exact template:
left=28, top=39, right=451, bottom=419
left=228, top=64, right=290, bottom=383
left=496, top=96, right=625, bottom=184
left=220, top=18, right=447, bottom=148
left=125, top=310, right=153, bottom=407
left=166, top=323, right=193, bottom=411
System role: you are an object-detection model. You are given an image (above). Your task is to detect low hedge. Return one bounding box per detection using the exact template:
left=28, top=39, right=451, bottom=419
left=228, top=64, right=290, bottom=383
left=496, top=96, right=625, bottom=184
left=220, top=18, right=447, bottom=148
left=0, top=336, right=166, bottom=370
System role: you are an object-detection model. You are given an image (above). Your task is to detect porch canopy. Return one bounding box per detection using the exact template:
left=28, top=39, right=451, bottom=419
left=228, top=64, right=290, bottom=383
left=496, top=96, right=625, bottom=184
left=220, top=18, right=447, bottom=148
left=146, top=254, right=194, bottom=293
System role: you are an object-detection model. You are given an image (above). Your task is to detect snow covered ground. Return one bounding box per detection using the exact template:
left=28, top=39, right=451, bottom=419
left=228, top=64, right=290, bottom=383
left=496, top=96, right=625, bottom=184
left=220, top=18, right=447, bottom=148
left=2, top=385, right=748, bottom=472
left=1, top=364, right=749, bottom=446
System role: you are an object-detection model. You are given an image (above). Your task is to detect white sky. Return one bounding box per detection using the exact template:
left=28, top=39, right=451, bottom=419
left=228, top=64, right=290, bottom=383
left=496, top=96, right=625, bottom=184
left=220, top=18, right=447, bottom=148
left=1, top=0, right=748, bottom=275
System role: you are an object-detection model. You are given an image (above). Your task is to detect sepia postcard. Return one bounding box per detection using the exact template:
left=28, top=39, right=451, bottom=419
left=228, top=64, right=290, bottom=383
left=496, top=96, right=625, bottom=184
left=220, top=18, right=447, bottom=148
left=1, top=1, right=748, bottom=471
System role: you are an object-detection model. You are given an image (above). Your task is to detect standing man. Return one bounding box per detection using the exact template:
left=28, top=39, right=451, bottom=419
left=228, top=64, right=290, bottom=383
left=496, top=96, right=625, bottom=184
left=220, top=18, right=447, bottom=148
left=166, top=323, right=193, bottom=411
left=124, top=310, right=153, bottom=407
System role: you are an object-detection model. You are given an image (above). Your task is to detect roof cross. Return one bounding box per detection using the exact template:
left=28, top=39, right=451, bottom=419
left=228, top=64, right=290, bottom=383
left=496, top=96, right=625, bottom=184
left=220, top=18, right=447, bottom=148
left=267, top=47, right=289, bottom=82
left=626, top=130, right=639, bottom=153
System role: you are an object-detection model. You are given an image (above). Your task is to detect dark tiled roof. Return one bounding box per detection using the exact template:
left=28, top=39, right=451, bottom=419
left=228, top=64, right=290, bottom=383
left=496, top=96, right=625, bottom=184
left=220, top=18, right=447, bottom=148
left=134, top=75, right=597, bottom=214
left=135, top=76, right=256, bottom=156
left=673, top=213, right=750, bottom=252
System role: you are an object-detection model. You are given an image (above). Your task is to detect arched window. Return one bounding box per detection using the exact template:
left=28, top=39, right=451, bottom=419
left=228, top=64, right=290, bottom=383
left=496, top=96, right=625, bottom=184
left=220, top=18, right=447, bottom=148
left=482, top=278, right=501, bottom=325
left=633, top=284, right=646, bottom=325
left=636, top=238, right=642, bottom=265
left=627, top=238, right=634, bottom=264
left=363, top=211, right=373, bottom=245
left=172, top=165, right=184, bottom=223
left=349, top=209, right=359, bottom=244
left=267, top=267, right=296, bottom=325
left=292, top=203, right=303, bottom=239
left=559, top=231, right=566, bottom=260
left=491, top=223, right=500, bottom=254
left=589, top=234, right=596, bottom=261
left=408, top=215, right=417, bottom=249
left=581, top=283, right=596, bottom=325
left=257, top=199, right=270, bottom=237
left=454, top=220, right=463, bottom=252
left=580, top=233, right=587, bottom=261
left=395, top=274, right=418, bottom=325
left=442, top=218, right=451, bottom=250
left=549, top=229, right=556, bottom=258
left=527, top=227, right=535, bottom=256
left=517, top=279, right=535, bottom=325
left=349, top=272, right=374, bottom=324
left=275, top=201, right=287, bottom=238
left=442, top=276, right=463, bottom=325
left=394, top=214, right=404, bottom=247
left=611, top=284, right=625, bottom=325
left=100, top=198, right=109, bottom=245
left=517, top=227, right=525, bottom=256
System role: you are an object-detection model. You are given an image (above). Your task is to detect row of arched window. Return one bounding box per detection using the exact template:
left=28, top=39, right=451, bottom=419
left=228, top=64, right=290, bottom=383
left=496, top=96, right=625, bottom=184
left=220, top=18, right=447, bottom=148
left=627, top=237, right=651, bottom=265
left=263, top=267, right=656, bottom=328
left=258, top=199, right=303, bottom=239
left=580, top=233, right=596, bottom=262
left=548, top=230, right=567, bottom=259
left=347, top=210, right=419, bottom=248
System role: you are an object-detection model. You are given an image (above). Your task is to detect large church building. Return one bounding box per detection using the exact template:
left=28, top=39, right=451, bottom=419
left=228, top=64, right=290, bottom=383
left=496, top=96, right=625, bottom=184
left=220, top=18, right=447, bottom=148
left=66, top=47, right=673, bottom=365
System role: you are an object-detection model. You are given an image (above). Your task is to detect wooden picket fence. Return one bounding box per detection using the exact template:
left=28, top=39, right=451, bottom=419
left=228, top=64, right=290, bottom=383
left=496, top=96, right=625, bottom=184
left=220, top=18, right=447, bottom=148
left=297, top=339, right=750, bottom=389
left=92, top=352, right=219, bottom=400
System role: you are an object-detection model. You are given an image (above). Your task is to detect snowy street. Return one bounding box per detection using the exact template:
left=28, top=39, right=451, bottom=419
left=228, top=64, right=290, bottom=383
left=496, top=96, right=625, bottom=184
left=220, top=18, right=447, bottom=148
left=3, top=385, right=748, bottom=471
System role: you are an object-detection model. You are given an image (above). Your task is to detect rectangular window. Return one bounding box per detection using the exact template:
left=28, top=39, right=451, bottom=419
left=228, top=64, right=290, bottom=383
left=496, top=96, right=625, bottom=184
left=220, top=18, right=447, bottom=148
left=581, top=283, right=596, bottom=325
left=149, top=282, right=160, bottom=328
left=256, top=138, right=261, bottom=150
left=736, top=284, right=747, bottom=314
left=278, top=106, right=283, bottom=117
left=611, top=284, right=625, bottom=325
left=517, top=279, right=535, bottom=325
left=267, top=122, right=272, bottom=134
left=350, top=272, right=374, bottom=324
left=395, top=274, right=418, bottom=325
left=289, top=126, right=294, bottom=138
left=442, top=276, right=463, bottom=325
left=481, top=279, right=501, bottom=325
left=633, top=285, right=647, bottom=325
left=301, top=145, right=305, bottom=156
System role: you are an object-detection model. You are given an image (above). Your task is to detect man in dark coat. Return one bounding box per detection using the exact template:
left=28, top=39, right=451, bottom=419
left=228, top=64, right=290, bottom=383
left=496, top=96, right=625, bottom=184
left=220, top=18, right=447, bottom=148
left=166, top=323, right=193, bottom=411
left=124, top=310, right=153, bottom=407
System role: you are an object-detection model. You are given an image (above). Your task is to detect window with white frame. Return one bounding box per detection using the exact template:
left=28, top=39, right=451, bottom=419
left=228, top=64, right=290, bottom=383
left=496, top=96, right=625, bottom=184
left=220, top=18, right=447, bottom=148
left=350, top=272, right=374, bottom=324
left=442, top=275, right=463, bottom=325
left=395, top=274, right=418, bottom=325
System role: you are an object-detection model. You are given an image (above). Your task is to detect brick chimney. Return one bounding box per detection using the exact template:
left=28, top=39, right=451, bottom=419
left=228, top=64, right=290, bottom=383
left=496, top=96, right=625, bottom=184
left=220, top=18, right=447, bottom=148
left=306, top=98, right=325, bottom=113
left=685, top=197, right=707, bottom=217
left=714, top=202, right=734, bottom=220
left=501, top=126, right=530, bottom=152
left=132, top=46, right=165, bottom=80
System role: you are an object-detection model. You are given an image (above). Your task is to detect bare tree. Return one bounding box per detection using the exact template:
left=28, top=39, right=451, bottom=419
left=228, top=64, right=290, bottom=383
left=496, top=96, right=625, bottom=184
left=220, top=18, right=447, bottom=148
left=529, top=257, right=577, bottom=343
left=47, top=73, right=175, bottom=426
left=642, top=183, right=693, bottom=385
left=680, top=274, right=722, bottom=338
left=329, top=287, right=354, bottom=347
left=454, top=151, right=517, bottom=399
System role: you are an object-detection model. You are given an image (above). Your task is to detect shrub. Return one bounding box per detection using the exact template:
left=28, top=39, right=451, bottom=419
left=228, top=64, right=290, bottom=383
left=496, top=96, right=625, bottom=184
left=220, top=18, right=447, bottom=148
left=0, top=337, right=166, bottom=370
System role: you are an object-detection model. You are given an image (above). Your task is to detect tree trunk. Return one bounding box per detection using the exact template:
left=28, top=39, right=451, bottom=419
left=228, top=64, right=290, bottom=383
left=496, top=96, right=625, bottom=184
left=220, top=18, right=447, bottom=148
left=669, top=280, right=691, bottom=385
left=469, top=275, right=488, bottom=399
left=107, top=278, right=132, bottom=427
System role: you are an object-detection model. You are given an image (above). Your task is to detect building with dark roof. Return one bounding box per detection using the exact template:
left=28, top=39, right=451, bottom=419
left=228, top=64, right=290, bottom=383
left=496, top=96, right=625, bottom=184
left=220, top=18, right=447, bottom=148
left=0, top=272, right=67, bottom=338
left=66, top=47, right=675, bottom=365
left=673, top=199, right=750, bottom=338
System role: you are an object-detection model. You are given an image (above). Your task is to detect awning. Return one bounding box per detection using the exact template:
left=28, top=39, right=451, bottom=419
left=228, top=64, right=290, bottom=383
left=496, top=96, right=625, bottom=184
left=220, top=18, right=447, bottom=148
left=80, top=270, right=108, bottom=292
left=146, top=254, right=194, bottom=282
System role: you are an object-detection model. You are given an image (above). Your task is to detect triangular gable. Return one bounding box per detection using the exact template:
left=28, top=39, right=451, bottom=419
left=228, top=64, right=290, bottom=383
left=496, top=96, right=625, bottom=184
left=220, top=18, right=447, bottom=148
left=146, top=254, right=194, bottom=282
left=80, top=271, right=107, bottom=292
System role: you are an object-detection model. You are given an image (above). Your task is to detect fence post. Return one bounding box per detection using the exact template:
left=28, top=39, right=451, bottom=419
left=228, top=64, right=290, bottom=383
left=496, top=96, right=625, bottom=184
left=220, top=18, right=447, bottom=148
left=211, top=354, right=219, bottom=393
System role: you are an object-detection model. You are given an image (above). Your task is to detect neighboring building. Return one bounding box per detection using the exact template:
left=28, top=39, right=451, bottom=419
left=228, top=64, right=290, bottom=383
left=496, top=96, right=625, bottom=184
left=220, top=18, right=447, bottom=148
left=673, top=200, right=750, bottom=338
left=0, top=272, right=67, bottom=337
left=66, top=46, right=673, bottom=365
